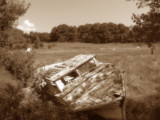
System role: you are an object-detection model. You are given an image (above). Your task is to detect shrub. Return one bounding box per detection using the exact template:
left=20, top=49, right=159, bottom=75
left=0, top=84, right=58, bottom=120
left=48, top=44, right=52, bottom=49
left=0, top=50, right=35, bottom=87
left=21, top=43, right=28, bottom=49
left=0, top=84, right=23, bottom=120
left=39, top=42, right=44, bottom=47
left=0, top=84, right=88, bottom=120
left=33, top=42, right=40, bottom=49
left=14, top=43, right=22, bottom=49
left=12, top=43, right=28, bottom=49
left=0, top=49, right=88, bottom=120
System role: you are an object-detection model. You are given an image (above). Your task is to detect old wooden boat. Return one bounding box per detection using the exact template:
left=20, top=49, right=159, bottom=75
left=35, top=54, right=126, bottom=120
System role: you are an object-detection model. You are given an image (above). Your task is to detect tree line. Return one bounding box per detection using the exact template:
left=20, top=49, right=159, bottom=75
left=4, top=21, right=160, bottom=48
left=50, top=23, right=130, bottom=43
left=1, top=0, right=160, bottom=49
left=5, top=21, right=160, bottom=48
left=0, top=0, right=160, bottom=119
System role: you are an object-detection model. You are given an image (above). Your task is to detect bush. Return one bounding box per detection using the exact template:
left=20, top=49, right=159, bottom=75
left=21, top=43, right=28, bottom=49
left=39, top=42, right=44, bottom=47
left=0, top=84, right=23, bottom=120
left=0, top=84, right=88, bottom=120
left=33, top=42, right=40, bottom=49
left=0, top=49, right=35, bottom=87
left=48, top=44, right=52, bottom=49
left=0, top=84, right=58, bottom=120
left=12, top=43, right=28, bottom=49
left=14, top=43, right=22, bottom=49
left=0, top=49, right=88, bottom=120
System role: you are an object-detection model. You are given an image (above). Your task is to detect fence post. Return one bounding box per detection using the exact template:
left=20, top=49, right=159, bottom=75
left=151, top=46, right=154, bottom=55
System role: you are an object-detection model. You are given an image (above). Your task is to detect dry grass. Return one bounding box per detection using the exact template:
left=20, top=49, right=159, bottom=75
left=33, top=43, right=160, bottom=120
left=1, top=42, right=160, bottom=119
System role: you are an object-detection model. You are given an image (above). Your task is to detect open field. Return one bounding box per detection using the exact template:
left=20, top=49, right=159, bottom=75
left=34, top=43, right=160, bottom=119
left=33, top=43, right=160, bottom=119
left=1, top=43, right=160, bottom=119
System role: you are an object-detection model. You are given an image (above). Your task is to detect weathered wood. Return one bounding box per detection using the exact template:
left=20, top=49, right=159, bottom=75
left=93, top=101, right=123, bottom=120
left=36, top=54, right=126, bottom=119
left=48, top=54, right=96, bottom=82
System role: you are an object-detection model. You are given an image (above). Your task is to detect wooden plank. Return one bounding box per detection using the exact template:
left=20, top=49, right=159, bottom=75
left=55, top=64, right=108, bottom=98
left=93, top=101, right=123, bottom=120
left=47, top=54, right=95, bottom=82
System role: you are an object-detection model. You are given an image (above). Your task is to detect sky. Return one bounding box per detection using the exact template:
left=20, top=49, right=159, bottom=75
left=17, top=0, right=149, bottom=33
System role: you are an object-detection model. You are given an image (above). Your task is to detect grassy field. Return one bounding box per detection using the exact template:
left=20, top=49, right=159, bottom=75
left=33, top=43, right=160, bottom=99
left=1, top=42, right=160, bottom=119
left=35, top=43, right=160, bottom=87
left=34, top=43, right=160, bottom=119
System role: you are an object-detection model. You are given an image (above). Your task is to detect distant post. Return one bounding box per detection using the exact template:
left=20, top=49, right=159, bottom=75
left=149, top=43, right=155, bottom=55
left=151, top=46, right=154, bottom=55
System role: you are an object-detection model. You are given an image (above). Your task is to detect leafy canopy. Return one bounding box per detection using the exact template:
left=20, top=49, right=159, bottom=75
left=130, top=0, right=160, bottom=43
left=0, top=0, right=30, bottom=47
left=0, top=0, right=30, bottom=30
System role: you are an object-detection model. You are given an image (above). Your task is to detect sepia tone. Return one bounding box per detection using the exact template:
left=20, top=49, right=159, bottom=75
left=0, top=0, right=160, bottom=120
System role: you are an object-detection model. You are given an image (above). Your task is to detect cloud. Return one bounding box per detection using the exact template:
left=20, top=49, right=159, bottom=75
left=24, top=20, right=35, bottom=27
left=17, top=20, right=36, bottom=33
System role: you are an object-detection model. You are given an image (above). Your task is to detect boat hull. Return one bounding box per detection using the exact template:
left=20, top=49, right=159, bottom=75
left=92, top=100, right=124, bottom=120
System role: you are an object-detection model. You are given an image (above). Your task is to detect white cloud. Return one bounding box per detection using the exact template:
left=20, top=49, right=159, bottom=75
left=24, top=20, right=35, bottom=27
left=17, top=20, right=36, bottom=33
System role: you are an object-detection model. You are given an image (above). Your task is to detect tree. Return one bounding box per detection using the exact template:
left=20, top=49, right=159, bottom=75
left=0, top=0, right=30, bottom=30
left=6, top=28, right=27, bottom=48
left=50, top=22, right=130, bottom=43
left=50, top=24, right=78, bottom=42
left=34, top=33, right=40, bottom=49
left=0, top=0, right=30, bottom=47
left=38, top=32, right=50, bottom=42
left=130, top=0, right=160, bottom=54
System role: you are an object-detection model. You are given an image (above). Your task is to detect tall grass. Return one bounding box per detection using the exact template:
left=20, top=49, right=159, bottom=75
left=0, top=43, right=160, bottom=120
left=33, top=43, right=160, bottom=120
left=0, top=48, right=88, bottom=120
